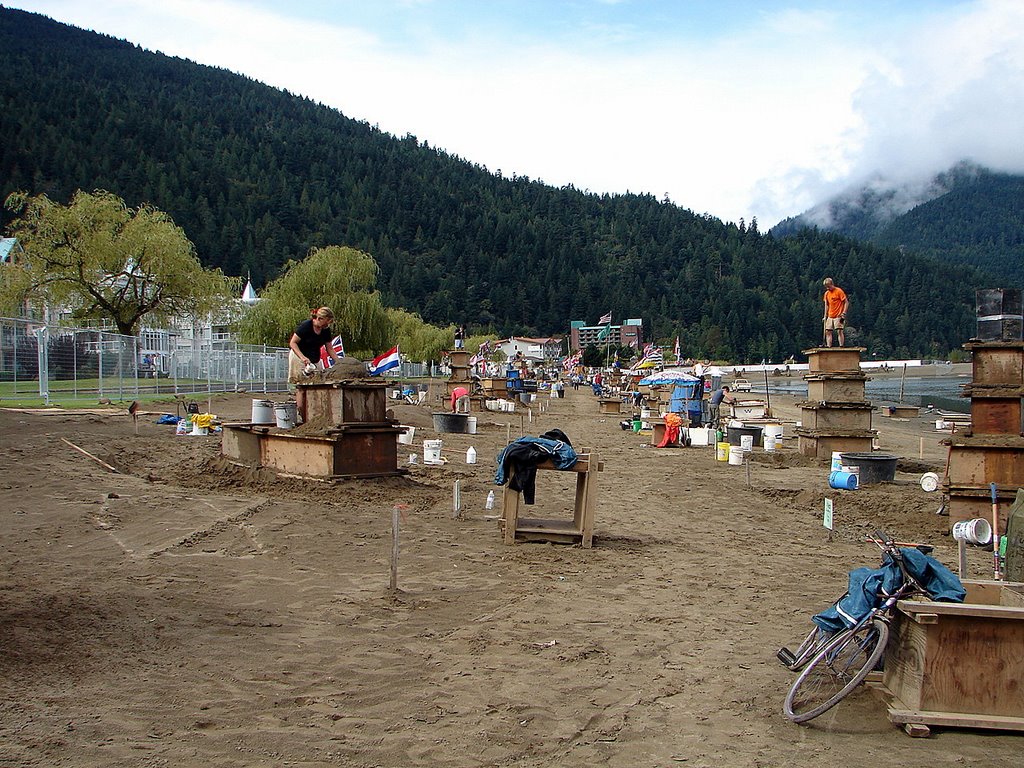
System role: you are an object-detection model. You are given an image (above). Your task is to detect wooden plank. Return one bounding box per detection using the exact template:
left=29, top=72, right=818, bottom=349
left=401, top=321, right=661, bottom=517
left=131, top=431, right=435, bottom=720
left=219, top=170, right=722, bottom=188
left=896, top=600, right=1024, bottom=620
left=887, top=708, right=1024, bottom=732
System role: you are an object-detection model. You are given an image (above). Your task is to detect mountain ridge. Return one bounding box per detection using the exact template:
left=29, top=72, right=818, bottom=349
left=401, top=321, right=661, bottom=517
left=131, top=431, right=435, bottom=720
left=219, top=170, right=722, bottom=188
left=0, top=7, right=989, bottom=360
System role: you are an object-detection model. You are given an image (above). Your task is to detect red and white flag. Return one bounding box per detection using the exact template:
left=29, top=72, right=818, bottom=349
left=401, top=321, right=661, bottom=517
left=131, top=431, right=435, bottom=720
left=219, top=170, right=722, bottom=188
left=320, top=335, right=346, bottom=367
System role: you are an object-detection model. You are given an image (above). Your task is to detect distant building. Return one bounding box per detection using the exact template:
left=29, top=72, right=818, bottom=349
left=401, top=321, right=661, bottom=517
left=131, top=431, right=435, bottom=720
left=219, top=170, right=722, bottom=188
left=495, top=336, right=565, bottom=364
left=569, top=318, right=643, bottom=352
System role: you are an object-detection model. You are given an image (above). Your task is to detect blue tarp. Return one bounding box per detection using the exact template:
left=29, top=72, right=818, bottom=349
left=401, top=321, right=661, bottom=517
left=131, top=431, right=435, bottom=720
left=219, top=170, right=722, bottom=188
left=813, top=548, right=965, bottom=633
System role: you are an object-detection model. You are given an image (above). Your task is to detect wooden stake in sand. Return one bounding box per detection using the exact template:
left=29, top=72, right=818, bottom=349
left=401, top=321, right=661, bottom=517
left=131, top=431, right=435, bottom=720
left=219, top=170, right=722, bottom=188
left=390, top=504, right=408, bottom=591
left=452, top=479, right=462, bottom=519
left=61, top=437, right=121, bottom=474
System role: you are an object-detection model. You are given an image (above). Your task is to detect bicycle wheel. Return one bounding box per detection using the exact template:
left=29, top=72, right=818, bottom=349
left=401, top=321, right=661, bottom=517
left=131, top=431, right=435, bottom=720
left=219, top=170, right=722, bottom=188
left=783, top=617, right=889, bottom=723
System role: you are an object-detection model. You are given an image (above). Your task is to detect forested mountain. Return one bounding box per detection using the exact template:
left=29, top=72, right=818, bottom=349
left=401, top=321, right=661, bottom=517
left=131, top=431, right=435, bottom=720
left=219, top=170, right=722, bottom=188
left=0, top=7, right=988, bottom=361
left=772, top=163, right=1024, bottom=285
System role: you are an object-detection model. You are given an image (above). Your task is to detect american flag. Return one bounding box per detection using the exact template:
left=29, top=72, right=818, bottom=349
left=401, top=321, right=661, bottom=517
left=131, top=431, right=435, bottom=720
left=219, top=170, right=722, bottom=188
left=469, top=339, right=492, bottom=366
left=563, top=350, right=582, bottom=370
left=598, top=311, right=612, bottom=325
left=674, top=337, right=681, bottom=361
left=320, top=335, right=346, bottom=367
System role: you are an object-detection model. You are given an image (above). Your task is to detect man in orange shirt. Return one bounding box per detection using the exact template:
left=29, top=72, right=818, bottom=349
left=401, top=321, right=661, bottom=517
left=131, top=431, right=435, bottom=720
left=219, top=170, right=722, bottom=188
left=822, top=277, right=849, bottom=347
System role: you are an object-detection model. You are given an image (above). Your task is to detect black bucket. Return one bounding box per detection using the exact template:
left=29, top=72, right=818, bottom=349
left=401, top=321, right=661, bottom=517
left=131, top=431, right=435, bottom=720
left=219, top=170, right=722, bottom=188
left=838, top=452, right=898, bottom=484
left=727, top=425, right=763, bottom=447
left=432, top=412, right=470, bottom=433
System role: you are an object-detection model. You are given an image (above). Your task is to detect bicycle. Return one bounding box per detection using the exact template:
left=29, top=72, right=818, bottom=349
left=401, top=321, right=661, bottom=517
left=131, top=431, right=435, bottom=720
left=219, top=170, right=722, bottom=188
left=780, top=533, right=935, bottom=724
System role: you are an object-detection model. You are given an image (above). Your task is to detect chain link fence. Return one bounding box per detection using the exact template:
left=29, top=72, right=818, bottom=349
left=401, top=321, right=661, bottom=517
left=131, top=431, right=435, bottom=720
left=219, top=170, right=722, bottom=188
left=0, top=317, right=290, bottom=405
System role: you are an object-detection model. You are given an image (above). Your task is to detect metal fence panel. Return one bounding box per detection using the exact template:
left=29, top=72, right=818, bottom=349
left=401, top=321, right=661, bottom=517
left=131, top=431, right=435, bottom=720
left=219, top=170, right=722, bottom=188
left=0, top=317, right=290, bottom=404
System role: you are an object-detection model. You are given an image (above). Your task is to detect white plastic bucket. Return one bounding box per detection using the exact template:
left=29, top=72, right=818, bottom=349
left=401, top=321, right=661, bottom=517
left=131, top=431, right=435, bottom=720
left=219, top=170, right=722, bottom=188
left=424, top=439, right=443, bottom=464
left=689, top=427, right=711, bottom=447
left=467, top=416, right=477, bottom=434
left=728, top=448, right=744, bottom=465
left=740, top=434, right=754, bottom=452
left=191, top=422, right=208, bottom=436
left=952, top=518, right=992, bottom=545
left=831, top=451, right=843, bottom=471
left=397, top=425, right=415, bottom=445
left=251, top=399, right=275, bottom=424
left=275, top=402, right=297, bottom=429
left=764, top=433, right=777, bottom=451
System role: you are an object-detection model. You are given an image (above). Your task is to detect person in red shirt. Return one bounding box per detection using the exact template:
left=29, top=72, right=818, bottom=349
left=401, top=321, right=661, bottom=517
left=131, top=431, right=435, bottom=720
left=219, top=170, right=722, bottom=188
left=822, top=277, right=850, bottom=347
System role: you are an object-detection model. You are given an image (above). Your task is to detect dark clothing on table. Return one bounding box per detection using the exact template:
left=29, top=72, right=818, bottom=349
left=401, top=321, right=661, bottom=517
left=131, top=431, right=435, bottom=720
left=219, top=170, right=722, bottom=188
left=494, top=429, right=577, bottom=505
left=293, top=319, right=332, bottom=362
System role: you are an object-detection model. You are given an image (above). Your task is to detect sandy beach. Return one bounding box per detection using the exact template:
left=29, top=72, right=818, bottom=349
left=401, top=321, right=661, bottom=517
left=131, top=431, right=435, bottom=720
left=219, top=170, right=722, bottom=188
left=1, top=381, right=1019, bottom=767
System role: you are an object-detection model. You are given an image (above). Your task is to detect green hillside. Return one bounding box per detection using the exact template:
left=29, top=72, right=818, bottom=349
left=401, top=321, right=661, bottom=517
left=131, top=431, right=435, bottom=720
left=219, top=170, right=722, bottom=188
left=772, top=165, right=1024, bottom=285
left=0, top=7, right=986, bottom=360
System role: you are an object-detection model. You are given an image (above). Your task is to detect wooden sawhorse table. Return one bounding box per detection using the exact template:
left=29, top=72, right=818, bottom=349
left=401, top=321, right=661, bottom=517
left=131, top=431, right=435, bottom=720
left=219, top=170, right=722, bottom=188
left=500, top=450, right=603, bottom=548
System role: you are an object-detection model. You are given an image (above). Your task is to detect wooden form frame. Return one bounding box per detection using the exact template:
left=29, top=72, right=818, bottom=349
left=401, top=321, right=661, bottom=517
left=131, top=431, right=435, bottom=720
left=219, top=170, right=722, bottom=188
left=501, top=451, right=603, bottom=548
left=878, top=580, right=1024, bottom=735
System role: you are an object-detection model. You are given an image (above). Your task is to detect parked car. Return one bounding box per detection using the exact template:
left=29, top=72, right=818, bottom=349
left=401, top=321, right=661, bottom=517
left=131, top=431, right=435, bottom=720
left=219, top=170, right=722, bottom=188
left=732, top=378, right=752, bottom=392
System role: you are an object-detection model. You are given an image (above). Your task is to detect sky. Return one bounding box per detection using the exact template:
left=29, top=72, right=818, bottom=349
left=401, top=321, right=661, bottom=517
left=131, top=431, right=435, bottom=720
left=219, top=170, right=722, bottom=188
left=7, top=0, right=1024, bottom=227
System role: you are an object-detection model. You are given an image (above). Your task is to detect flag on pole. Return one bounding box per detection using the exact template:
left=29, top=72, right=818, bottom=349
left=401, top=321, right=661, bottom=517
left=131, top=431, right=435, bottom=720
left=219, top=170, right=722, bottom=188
left=367, top=345, right=400, bottom=376
left=674, top=336, right=681, bottom=362
left=598, top=311, right=612, bottom=325
left=319, top=335, right=346, bottom=367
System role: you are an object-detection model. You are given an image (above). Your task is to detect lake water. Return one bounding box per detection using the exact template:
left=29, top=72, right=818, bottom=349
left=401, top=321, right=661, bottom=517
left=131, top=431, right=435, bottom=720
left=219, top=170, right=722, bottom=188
left=754, top=375, right=972, bottom=413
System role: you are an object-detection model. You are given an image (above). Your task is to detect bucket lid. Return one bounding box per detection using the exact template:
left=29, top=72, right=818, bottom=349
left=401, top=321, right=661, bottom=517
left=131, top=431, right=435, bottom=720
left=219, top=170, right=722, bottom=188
left=920, top=472, right=939, bottom=492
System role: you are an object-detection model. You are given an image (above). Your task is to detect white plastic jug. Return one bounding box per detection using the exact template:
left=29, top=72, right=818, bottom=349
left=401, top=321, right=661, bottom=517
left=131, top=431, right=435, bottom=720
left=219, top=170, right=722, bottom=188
left=466, top=446, right=477, bottom=464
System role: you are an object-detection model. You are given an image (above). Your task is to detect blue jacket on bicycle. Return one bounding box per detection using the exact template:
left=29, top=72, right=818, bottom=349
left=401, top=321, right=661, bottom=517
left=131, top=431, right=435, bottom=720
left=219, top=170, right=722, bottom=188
left=812, top=548, right=965, bottom=633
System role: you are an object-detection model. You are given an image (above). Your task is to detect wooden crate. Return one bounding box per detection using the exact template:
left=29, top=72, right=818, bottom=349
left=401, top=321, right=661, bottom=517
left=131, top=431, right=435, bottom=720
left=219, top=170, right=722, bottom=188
left=795, top=429, right=875, bottom=459
left=803, top=346, right=864, bottom=373
left=945, top=485, right=1020, bottom=535
left=945, top=436, right=1024, bottom=487
left=806, top=376, right=867, bottom=403
left=881, top=580, right=1024, bottom=733
left=967, top=392, right=1024, bottom=435
left=598, top=398, right=622, bottom=414
left=967, top=342, right=1024, bottom=386
left=302, top=381, right=389, bottom=424
left=798, top=402, right=873, bottom=431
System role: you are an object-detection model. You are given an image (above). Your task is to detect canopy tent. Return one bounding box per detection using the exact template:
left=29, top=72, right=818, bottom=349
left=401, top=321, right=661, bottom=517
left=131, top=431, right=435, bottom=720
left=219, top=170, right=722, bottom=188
left=638, top=369, right=699, bottom=386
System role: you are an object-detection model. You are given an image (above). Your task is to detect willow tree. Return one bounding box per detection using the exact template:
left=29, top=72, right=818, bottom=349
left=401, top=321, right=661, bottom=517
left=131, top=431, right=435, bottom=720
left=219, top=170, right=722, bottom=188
left=2, top=190, right=237, bottom=335
left=236, top=245, right=392, bottom=357
left=385, top=308, right=452, bottom=362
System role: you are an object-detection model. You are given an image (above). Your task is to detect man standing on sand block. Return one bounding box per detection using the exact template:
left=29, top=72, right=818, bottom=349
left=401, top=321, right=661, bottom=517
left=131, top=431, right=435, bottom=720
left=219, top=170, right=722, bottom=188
left=822, top=277, right=849, bottom=347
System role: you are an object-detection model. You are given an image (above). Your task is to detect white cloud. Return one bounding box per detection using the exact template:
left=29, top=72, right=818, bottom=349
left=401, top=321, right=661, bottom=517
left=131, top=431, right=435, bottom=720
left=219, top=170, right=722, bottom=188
left=7, top=1, right=1024, bottom=228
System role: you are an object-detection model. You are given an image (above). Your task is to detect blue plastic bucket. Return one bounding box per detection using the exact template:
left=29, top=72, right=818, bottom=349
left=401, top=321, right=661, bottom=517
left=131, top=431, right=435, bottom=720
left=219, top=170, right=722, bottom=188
left=829, top=470, right=859, bottom=490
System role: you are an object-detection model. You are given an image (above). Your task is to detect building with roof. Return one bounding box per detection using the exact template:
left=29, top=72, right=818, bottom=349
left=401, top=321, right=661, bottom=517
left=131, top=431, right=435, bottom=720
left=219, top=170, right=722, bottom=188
left=494, top=336, right=565, bottom=364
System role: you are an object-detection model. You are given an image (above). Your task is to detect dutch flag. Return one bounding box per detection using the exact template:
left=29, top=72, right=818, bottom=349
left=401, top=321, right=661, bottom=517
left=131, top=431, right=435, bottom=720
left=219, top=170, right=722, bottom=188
left=367, top=345, right=400, bottom=376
